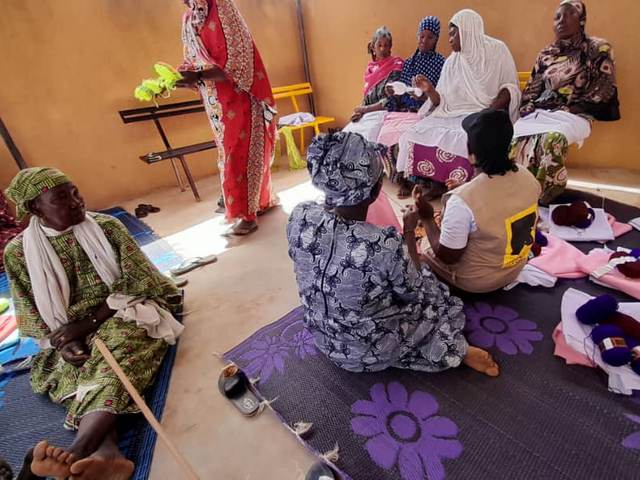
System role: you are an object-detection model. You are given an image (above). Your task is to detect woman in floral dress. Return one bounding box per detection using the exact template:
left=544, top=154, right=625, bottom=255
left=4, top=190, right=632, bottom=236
left=511, top=0, right=620, bottom=205
left=3, top=168, right=183, bottom=480
left=176, top=0, right=278, bottom=236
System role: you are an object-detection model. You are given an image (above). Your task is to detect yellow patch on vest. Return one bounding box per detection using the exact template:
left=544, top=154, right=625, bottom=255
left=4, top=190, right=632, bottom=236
left=503, top=204, right=538, bottom=268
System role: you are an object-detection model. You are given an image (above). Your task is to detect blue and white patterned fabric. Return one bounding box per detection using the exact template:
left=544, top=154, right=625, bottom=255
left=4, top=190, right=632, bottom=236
left=307, top=132, right=384, bottom=208
left=389, top=16, right=446, bottom=112
left=286, top=202, right=468, bottom=373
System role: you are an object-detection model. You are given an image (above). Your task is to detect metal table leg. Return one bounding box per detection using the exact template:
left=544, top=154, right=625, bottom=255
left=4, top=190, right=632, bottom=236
left=178, top=155, right=201, bottom=202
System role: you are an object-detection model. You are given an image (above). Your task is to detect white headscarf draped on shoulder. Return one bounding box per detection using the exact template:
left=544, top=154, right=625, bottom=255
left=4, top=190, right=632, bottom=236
left=419, top=9, right=521, bottom=122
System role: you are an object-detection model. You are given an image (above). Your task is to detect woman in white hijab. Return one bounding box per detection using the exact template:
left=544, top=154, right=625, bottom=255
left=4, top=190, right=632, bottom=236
left=396, top=9, right=521, bottom=199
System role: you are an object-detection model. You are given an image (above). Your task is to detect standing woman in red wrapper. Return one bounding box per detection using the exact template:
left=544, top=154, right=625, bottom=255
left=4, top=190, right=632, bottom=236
left=176, top=0, right=278, bottom=236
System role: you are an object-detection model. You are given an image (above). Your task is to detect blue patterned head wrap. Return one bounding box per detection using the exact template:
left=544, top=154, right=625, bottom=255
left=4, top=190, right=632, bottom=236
left=307, top=132, right=384, bottom=208
left=418, top=15, right=441, bottom=43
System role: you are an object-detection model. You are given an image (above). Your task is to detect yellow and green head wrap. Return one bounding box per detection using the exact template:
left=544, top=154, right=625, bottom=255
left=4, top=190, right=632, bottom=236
left=5, top=167, right=71, bottom=220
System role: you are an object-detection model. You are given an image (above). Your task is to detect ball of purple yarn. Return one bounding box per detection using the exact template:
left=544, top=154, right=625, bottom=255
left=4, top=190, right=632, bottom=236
left=576, top=295, right=618, bottom=325
left=535, top=230, right=548, bottom=247
left=591, top=325, right=631, bottom=366
left=630, top=248, right=640, bottom=259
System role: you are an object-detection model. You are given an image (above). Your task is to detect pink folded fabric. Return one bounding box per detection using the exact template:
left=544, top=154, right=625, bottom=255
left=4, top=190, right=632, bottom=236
left=528, top=233, right=587, bottom=278
left=598, top=214, right=633, bottom=244
left=367, top=193, right=402, bottom=231
left=552, top=323, right=596, bottom=368
left=576, top=250, right=640, bottom=300
left=376, top=112, right=421, bottom=147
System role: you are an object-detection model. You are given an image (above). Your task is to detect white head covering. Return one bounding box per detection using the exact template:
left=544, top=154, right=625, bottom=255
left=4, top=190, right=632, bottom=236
left=419, top=9, right=521, bottom=122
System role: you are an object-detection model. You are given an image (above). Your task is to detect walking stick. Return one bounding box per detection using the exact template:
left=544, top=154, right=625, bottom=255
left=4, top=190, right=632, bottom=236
left=95, top=339, right=199, bottom=480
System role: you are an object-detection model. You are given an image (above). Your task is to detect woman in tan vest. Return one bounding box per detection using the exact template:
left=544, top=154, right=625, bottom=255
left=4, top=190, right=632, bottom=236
left=418, top=109, right=541, bottom=293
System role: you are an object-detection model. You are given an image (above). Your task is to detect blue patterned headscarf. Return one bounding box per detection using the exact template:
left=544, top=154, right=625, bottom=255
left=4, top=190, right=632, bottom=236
left=418, top=15, right=441, bottom=42
left=307, top=132, right=384, bottom=208
left=399, top=16, right=446, bottom=88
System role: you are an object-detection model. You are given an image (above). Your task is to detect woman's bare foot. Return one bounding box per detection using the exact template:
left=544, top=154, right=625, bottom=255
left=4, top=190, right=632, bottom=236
left=0, top=456, right=13, bottom=480
left=231, top=219, right=259, bottom=236
left=69, top=453, right=134, bottom=480
left=30, top=441, right=75, bottom=480
left=463, top=346, right=500, bottom=377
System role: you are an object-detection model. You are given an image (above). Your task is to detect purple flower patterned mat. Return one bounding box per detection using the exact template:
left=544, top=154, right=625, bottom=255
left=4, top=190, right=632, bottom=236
left=226, top=192, right=640, bottom=480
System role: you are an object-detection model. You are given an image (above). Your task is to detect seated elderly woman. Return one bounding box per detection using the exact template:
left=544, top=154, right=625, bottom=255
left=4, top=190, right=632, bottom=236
left=3, top=168, right=183, bottom=480
left=287, top=132, right=498, bottom=377
left=341, top=26, right=405, bottom=143
left=396, top=9, right=521, bottom=200
left=511, top=0, right=620, bottom=205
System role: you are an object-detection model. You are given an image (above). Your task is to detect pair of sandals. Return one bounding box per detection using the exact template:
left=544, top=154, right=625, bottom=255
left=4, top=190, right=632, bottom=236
left=134, top=203, right=161, bottom=219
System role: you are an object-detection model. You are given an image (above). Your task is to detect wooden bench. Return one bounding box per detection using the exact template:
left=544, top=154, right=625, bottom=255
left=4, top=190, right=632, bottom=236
left=119, top=100, right=212, bottom=201
left=272, top=82, right=335, bottom=153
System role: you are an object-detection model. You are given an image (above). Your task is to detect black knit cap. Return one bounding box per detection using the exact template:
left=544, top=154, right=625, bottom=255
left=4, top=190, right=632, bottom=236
left=462, top=109, right=513, bottom=162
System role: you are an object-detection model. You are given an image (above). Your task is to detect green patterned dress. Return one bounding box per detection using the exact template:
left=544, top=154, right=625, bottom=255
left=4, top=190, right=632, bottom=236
left=3, top=214, right=182, bottom=430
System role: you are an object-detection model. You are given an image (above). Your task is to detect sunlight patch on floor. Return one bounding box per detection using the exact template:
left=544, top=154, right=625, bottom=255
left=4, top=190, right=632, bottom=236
left=277, top=180, right=324, bottom=215
left=163, top=214, right=230, bottom=259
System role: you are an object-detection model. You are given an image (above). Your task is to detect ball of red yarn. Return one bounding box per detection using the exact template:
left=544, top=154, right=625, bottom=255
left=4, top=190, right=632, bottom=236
left=531, top=243, right=542, bottom=257
left=605, top=311, right=640, bottom=341
left=551, top=205, right=570, bottom=226
left=566, top=201, right=590, bottom=226
left=610, top=252, right=640, bottom=279
left=626, top=336, right=640, bottom=374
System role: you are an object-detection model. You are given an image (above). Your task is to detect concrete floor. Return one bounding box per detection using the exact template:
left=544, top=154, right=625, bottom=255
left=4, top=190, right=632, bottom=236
left=119, top=166, right=640, bottom=480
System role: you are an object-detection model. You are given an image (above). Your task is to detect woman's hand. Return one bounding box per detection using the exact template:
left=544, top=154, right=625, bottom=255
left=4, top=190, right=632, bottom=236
left=60, top=340, right=91, bottom=368
left=351, top=112, right=363, bottom=122
left=413, top=185, right=435, bottom=220
left=48, top=319, right=98, bottom=350
left=434, top=211, right=443, bottom=229
left=445, top=179, right=464, bottom=190
left=413, top=75, right=433, bottom=93
left=175, top=71, right=200, bottom=88
left=385, top=85, right=401, bottom=98
left=403, top=205, right=420, bottom=233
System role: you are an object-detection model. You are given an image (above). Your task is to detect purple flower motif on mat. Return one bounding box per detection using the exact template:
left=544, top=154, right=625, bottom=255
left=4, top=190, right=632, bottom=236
left=623, top=414, right=640, bottom=451
left=464, top=303, right=543, bottom=355
left=350, top=382, right=462, bottom=480
left=237, top=335, right=289, bottom=383
left=287, top=328, right=317, bottom=359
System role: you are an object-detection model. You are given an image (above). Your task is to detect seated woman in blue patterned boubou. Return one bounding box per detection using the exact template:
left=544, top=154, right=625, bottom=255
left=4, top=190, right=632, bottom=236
left=286, top=131, right=498, bottom=376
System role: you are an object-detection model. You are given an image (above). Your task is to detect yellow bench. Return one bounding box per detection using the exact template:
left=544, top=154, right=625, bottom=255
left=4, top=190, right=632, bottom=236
left=272, top=82, right=335, bottom=153
left=518, top=71, right=531, bottom=91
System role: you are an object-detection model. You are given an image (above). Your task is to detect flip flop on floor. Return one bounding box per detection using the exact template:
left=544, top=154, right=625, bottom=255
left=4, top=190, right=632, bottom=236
left=169, top=255, right=218, bottom=276
left=305, top=462, right=336, bottom=480
left=166, top=274, right=188, bottom=288
left=218, top=364, right=263, bottom=417
left=257, top=205, right=277, bottom=217
left=134, top=206, right=149, bottom=219
left=222, top=224, right=259, bottom=237
left=139, top=203, right=161, bottom=213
